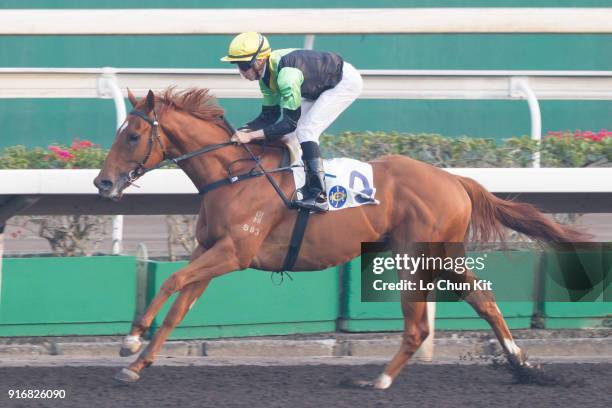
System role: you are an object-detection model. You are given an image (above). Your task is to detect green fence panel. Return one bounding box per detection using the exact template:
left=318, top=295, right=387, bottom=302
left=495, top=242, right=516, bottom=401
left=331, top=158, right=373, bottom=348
left=0, top=256, right=137, bottom=336
left=340, top=256, right=403, bottom=332
left=340, top=251, right=535, bottom=332
left=147, top=261, right=340, bottom=339
left=542, top=249, right=612, bottom=329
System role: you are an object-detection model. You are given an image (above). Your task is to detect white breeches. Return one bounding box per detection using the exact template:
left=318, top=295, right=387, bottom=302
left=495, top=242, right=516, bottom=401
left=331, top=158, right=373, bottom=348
left=282, top=62, right=363, bottom=146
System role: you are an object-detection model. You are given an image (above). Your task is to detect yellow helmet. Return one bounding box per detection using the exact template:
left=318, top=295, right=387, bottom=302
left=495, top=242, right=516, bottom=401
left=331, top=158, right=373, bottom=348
left=220, top=32, right=271, bottom=63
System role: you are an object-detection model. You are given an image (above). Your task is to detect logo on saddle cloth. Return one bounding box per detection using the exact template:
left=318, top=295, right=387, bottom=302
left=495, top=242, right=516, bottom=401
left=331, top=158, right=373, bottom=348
left=328, top=185, right=348, bottom=208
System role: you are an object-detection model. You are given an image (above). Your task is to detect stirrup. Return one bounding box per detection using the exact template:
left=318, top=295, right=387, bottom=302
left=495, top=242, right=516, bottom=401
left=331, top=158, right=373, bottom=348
left=293, top=199, right=329, bottom=213
left=293, top=190, right=329, bottom=213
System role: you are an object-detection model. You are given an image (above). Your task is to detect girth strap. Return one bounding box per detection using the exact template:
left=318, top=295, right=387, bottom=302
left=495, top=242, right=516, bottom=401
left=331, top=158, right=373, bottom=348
left=280, top=208, right=311, bottom=272
left=198, top=165, right=298, bottom=195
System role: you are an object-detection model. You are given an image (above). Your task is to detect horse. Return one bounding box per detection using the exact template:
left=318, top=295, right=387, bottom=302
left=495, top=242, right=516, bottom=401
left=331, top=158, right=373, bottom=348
left=94, top=87, right=588, bottom=387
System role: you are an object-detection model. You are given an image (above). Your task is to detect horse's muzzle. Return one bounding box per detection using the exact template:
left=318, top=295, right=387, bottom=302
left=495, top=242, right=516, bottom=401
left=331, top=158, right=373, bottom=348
left=93, top=175, right=127, bottom=201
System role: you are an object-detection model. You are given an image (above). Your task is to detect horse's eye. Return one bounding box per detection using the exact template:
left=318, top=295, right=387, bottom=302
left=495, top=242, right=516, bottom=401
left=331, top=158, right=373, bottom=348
left=127, top=133, right=141, bottom=143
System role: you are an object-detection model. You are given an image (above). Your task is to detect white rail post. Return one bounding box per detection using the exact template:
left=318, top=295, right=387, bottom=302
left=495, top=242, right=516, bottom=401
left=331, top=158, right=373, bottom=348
left=303, top=35, right=316, bottom=50
left=511, top=77, right=542, bottom=168
left=511, top=77, right=544, bottom=329
left=98, top=67, right=127, bottom=254
left=110, top=215, right=124, bottom=255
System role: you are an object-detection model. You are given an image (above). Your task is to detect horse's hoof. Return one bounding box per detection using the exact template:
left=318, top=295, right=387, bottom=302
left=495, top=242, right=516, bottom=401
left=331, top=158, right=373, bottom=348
left=119, top=335, right=143, bottom=357
left=340, top=373, right=392, bottom=390
left=114, top=368, right=140, bottom=384
left=339, top=378, right=376, bottom=389
left=119, top=344, right=142, bottom=357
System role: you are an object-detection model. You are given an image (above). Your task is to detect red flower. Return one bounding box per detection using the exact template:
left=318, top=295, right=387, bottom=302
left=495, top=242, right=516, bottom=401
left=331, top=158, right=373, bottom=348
left=70, top=139, right=96, bottom=151
left=57, top=150, right=75, bottom=161
left=597, top=129, right=612, bottom=139
left=48, top=146, right=75, bottom=161
left=546, top=129, right=611, bottom=142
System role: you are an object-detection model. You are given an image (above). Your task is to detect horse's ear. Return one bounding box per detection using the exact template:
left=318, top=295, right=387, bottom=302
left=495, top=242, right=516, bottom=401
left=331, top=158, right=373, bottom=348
left=127, top=88, right=138, bottom=108
left=145, top=90, right=155, bottom=113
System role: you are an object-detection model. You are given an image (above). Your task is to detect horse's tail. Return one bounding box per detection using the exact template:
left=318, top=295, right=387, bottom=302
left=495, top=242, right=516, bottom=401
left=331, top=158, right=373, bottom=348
left=456, top=176, right=589, bottom=243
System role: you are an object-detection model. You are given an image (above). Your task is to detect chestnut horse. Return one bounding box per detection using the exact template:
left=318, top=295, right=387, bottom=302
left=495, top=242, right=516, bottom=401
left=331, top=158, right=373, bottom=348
left=94, top=88, right=586, bottom=387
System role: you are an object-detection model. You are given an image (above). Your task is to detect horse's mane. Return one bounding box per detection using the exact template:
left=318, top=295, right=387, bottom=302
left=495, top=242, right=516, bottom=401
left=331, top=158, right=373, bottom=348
left=157, top=87, right=226, bottom=127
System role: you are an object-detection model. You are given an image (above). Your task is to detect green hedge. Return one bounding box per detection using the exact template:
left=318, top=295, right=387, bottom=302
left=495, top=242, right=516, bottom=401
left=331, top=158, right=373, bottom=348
left=0, top=139, right=107, bottom=169
left=321, top=130, right=612, bottom=167
left=1, top=131, right=610, bottom=169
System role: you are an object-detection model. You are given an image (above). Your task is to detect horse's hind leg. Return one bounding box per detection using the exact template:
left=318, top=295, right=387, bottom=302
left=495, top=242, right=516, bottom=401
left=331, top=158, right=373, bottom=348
left=350, top=299, right=430, bottom=389
left=454, top=269, right=529, bottom=367
left=439, top=243, right=529, bottom=368
left=350, top=245, right=433, bottom=390
left=385, top=297, right=431, bottom=386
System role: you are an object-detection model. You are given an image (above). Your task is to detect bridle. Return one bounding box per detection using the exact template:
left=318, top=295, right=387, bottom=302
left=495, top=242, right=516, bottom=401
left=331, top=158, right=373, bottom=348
left=126, top=108, right=237, bottom=183
left=127, top=109, right=166, bottom=182
left=125, top=108, right=295, bottom=208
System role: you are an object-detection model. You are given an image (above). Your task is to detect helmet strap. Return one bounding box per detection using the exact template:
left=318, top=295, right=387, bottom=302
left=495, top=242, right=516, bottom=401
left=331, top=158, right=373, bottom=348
left=249, top=33, right=265, bottom=68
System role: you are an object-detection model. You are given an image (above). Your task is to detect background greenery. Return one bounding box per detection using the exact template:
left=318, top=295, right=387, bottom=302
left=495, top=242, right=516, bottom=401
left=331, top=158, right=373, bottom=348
left=3, top=131, right=610, bottom=169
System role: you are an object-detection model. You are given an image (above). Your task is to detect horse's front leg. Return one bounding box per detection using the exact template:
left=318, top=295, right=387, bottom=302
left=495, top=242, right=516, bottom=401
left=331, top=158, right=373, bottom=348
left=115, top=238, right=242, bottom=383
left=115, top=280, right=210, bottom=383
left=120, top=245, right=208, bottom=357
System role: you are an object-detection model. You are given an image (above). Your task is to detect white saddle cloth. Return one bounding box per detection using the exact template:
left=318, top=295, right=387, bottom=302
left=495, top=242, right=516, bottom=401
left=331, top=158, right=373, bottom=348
left=291, top=157, right=379, bottom=211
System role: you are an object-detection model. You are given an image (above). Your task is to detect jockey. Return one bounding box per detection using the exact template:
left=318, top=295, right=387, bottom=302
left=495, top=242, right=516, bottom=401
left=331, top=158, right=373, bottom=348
left=221, top=32, right=363, bottom=213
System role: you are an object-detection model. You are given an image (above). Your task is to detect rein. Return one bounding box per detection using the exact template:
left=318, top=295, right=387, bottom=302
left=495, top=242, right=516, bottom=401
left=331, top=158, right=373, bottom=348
left=127, top=109, right=295, bottom=208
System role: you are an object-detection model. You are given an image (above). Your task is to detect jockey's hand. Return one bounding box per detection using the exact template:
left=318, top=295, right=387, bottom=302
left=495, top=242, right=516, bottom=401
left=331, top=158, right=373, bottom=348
left=231, top=129, right=264, bottom=144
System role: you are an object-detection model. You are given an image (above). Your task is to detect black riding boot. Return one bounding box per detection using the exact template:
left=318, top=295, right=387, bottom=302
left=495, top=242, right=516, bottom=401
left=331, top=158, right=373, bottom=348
left=294, top=142, right=329, bottom=212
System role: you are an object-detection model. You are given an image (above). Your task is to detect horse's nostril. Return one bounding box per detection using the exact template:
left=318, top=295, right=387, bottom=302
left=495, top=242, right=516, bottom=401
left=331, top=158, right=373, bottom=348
left=98, top=179, right=114, bottom=191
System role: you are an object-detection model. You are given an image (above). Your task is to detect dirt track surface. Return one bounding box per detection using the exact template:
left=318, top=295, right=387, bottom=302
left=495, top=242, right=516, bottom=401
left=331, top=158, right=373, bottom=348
left=0, top=363, right=609, bottom=408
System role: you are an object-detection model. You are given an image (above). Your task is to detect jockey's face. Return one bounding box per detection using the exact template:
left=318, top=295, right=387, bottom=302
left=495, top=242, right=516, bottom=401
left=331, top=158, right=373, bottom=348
left=237, top=58, right=266, bottom=81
